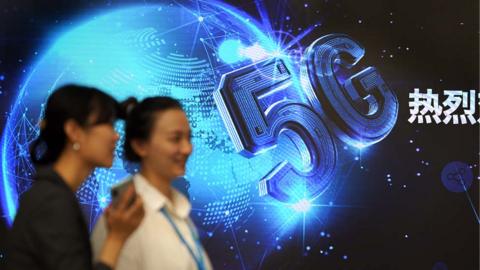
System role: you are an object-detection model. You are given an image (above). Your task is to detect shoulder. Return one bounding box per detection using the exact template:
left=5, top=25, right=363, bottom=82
left=20, top=180, right=76, bottom=213
left=12, top=179, right=82, bottom=234
left=8, top=179, right=87, bottom=255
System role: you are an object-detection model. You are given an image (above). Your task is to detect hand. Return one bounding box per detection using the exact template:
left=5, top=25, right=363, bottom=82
left=98, top=185, right=144, bottom=268
left=105, top=185, right=144, bottom=242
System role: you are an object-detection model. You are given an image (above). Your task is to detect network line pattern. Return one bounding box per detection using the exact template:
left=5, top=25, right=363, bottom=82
left=1, top=1, right=399, bottom=268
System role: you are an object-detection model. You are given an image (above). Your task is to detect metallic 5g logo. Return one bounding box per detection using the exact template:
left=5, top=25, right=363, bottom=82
left=214, top=34, right=398, bottom=203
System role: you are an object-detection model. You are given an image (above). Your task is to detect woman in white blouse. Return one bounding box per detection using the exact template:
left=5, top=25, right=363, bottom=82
left=91, top=97, right=212, bottom=270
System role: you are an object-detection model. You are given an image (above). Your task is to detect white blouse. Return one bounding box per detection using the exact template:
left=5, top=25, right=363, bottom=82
left=91, top=174, right=213, bottom=270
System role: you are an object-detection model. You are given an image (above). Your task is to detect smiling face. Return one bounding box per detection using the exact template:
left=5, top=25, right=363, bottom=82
left=133, top=109, right=193, bottom=182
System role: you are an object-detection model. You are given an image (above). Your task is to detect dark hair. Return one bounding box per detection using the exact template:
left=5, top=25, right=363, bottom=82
left=124, top=96, right=183, bottom=162
left=30, top=84, right=129, bottom=165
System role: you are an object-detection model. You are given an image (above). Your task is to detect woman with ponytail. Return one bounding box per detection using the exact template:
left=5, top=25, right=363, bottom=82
left=91, top=96, right=212, bottom=270
left=6, top=84, right=144, bottom=270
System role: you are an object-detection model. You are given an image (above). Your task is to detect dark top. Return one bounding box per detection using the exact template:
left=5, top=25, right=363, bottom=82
left=5, top=166, right=111, bottom=270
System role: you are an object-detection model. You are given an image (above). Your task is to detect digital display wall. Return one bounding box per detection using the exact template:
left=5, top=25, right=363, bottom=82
left=0, top=0, right=478, bottom=269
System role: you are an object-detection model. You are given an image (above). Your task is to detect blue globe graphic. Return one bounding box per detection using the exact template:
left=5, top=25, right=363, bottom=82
left=0, top=1, right=301, bottom=228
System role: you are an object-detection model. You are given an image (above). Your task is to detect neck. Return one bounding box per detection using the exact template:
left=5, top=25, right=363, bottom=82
left=140, top=164, right=173, bottom=202
left=53, top=150, right=93, bottom=192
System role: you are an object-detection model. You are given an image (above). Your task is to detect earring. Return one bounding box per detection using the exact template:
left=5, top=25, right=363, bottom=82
left=72, top=142, right=80, bottom=151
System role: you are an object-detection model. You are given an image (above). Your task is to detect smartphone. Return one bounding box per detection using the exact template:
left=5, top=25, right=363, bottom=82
left=110, top=177, right=135, bottom=207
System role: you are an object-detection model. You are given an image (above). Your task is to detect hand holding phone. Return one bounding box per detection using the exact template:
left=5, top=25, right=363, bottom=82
left=104, top=178, right=144, bottom=250
left=110, top=178, right=135, bottom=207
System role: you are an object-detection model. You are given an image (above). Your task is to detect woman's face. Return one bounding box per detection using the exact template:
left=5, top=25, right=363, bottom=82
left=77, top=122, right=119, bottom=168
left=138, top=109, right=193, bottom=181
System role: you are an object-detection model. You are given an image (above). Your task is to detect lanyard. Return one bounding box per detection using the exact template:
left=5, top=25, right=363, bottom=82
left=160, top=207, right=206, bottom=270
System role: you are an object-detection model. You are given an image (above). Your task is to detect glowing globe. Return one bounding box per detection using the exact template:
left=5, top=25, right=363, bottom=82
left=0, top=1, right=294, bottom=228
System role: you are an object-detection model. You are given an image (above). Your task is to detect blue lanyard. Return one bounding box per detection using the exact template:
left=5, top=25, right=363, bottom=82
left=160, top=207, right=206, bottom=270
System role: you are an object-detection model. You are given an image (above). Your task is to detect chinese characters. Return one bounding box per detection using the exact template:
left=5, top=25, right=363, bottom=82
left=408, top=89, right=479, bottom=124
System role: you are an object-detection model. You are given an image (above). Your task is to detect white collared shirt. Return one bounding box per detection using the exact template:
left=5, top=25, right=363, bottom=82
left=91, top=174, right=213, bottom=270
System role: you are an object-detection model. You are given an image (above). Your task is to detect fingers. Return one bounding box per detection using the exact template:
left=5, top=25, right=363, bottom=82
left=105, top=193, right=144, bottom=241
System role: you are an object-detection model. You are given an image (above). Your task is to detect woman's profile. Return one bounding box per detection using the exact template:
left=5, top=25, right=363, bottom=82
left=6, top=84, right=144, bottom=270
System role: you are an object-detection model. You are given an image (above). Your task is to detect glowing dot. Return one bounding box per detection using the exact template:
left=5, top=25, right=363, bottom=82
left=198, top=16, right=204, bottom=22
left=218, top=39, right=244, bottom=64
left=320, top=250, right=324, bottom=254
left=354, top=156, right=359, bottom=161
left=304, top=3, right=308, bottom=7
left=230, top=246, right=234, bottom=250
left=286, top=16, right=290, bottom=21
left=358, top=19, right=362, bottom=24
left=417, top=172, right=421, bottom=176
left=416, top=148, right=420, bottom=152
left=329, top=245, right=334, bottom=250
left=292, top=199, right=312, bottom=212
left=354, top=142, right=367, bottom=149
left=320, top=231, right=325, bottom=237
left=276, top=245, right=282, bottom=250
left=343, top=255, right=348, bottom=260
left=240, top=43, right=268, bottom=61
left=409, top=139, right=413, bottom=143
left=404, top=234, right=409, bottom=238
left=224, top=210, right=230, bottom=216
left=306, top=246, right=311, bottom=251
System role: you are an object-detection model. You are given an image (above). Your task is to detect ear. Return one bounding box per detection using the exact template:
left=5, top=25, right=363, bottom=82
left=130, top=139, right=148, bottom=158
left=64, top=119, right=83, bottom=144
